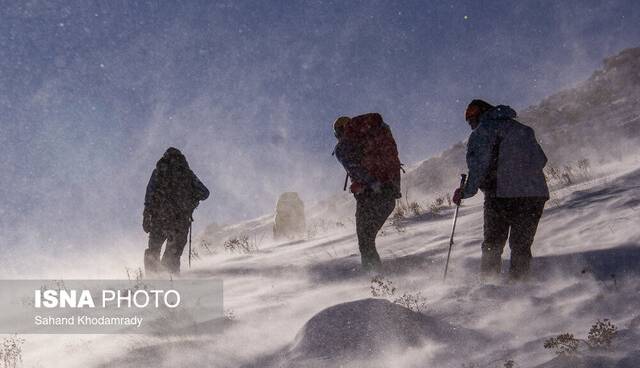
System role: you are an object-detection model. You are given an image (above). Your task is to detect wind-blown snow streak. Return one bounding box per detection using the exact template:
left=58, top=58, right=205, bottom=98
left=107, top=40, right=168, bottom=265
left=18, top=157, right=639, bottom=368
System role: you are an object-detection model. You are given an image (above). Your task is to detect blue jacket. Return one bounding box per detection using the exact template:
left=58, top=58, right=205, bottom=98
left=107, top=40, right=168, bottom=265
left=463, top=105, right=549, bottom=199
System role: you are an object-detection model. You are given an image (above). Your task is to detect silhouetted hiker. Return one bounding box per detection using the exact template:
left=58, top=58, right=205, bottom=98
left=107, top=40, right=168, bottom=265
left=143, top=147, right=209, bottom=275
left=334, top=114, right=402, bottom=271
left=453, top=100, right=549, bottom=280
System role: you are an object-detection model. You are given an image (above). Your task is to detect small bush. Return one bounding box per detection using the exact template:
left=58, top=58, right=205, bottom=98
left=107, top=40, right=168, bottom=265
left=190, top=246, right=201, bottom=262
left=390, top=207, right=407, bottom=233
left=408, top=201, right=422, bottom=216
left=544, top=159, right=592, bottom=190
left=587, top=319, right=617, bottom=349
left=543, top=319, right=618, bottom=357
left=561, top=165, right=575, bottom=186
left=371, top=277, right=426, bottom=313
left=428, top=196, right=448, bottom=214
left=544, top=333, right=579, bottom=356
left=23, top=281, right=69, bottom=307
left=577, top=159, right=591, bottom=175
left=125, top=267, right=148, bottom=290
left=224, top=309, right=237, bottom=321
left=224, top=235, right=258, bottom=254
left=199, top=240, right=216, bottom=255
left=0, top=335, right=25, bottom=368
left=445, top=193, right=452, bottom=207
left=370, top=276, right=396, bottom=298
left=544, top=165, right=560, bottom=183
left=393, top=292, right=427, bottom=313
left=503, top=360, right=517, bottom=368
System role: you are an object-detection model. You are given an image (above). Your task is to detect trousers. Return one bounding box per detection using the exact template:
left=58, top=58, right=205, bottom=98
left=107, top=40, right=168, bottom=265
left=481, top=197, right=546, bottom=279
left=144, top=225, right=189, bottom=275
left=355, top=191, right=396, bottom=270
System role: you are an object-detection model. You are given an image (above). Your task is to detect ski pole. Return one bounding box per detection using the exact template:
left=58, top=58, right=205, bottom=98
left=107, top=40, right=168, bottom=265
left=188, top=219, right=192, bottom=269
left=443, top=173, right=467, bottom=281
left=343, top=173, right=349, bottom=191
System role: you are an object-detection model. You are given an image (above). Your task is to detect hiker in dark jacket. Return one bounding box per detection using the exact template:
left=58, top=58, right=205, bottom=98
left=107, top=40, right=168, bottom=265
left=453, top=100, right=549, bottom=280
left=334, top=114, right=402, bottom=271
left=143, top=147, right=209, bottom=275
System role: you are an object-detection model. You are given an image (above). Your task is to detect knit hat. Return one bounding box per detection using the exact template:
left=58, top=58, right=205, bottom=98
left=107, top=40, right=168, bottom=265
left=333, top=116, right=351, bottom=138
left=465, top=99, right=494, bottom=121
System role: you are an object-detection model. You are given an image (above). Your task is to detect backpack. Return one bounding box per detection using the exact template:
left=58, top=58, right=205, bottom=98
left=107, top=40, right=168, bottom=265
left=149, top=151, right=199, bottom=226
left=343, top=113, right=402, bottom=193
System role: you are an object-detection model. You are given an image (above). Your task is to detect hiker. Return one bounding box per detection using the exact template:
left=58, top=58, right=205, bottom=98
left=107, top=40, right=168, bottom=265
left=453, top=100, right=549, bottom=280
left=143, top=147, right=209, bottom=275
left=333, top=113, right=402, bottom=271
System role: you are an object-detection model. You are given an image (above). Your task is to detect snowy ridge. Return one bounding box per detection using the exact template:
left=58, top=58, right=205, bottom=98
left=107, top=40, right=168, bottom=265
left=73, top=156, right=640, bottom=368
left=15, top=48, right=640, bottom=368
left=404, top=47, right=640, bottom=199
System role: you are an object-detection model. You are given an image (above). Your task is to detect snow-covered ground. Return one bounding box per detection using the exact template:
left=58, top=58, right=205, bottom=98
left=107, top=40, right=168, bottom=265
left=10, top=159, right=640, bottom=368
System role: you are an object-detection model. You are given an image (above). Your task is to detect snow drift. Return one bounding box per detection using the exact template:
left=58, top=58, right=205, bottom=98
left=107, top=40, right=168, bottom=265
left=281, top=298, right=487, bottom=366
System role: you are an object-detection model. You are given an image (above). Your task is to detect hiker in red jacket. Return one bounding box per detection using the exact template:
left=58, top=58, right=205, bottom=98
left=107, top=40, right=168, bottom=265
left=334, top=114, right=402, bottom=271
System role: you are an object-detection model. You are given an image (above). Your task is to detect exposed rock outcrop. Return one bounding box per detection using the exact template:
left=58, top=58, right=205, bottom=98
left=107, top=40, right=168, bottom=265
left=273, top=192, right=306, bottom=240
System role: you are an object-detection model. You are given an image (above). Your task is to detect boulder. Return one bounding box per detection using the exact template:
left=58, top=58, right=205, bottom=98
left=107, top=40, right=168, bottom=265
left=284, top=298, right=487, bottom=365
left=273, top=192, right=306, bottom=240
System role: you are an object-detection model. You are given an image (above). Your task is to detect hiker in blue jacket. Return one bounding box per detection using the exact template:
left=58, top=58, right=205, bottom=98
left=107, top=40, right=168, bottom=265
left=453, top=100, right=549, bottom=280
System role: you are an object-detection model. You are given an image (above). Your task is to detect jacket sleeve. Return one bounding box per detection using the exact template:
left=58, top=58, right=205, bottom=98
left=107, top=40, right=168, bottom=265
left=192, top=174, right=210, bottom=201
left=463, top=125, right=497, bottom=198
left=335, top=141, right=376, bottom=186
left=531, top=128, right=548, bottom=168
left=144, top=169, right=158, bottom=207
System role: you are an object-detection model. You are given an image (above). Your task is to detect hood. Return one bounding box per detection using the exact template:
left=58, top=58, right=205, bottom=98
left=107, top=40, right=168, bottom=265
left=163, top=146, right=183, bottom=158
left=157, top=147, right=189, bottom=169
left=482, top=105, right=517, bottom=121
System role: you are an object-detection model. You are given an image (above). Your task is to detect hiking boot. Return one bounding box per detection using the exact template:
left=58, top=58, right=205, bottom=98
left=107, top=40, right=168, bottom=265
left=144, top=248, right=161, bottom=276
left=161, top=255, right=181, bottom=275
left=361, top=255, right=383, bottom=273
left=508, top=267, right=531, bottom=283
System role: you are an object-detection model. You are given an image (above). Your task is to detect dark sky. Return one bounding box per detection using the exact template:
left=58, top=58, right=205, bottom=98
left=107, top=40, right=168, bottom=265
left=1, top=1, right=639, bottom=255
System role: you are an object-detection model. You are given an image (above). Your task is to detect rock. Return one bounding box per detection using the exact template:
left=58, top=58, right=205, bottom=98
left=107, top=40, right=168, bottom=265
left=273, top=192, right=306, bottom=240
left=284, top=298, right=487, bottom=365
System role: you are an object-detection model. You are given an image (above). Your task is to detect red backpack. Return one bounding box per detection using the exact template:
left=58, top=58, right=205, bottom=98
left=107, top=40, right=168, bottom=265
left=343, top=113, right=402, bottom=186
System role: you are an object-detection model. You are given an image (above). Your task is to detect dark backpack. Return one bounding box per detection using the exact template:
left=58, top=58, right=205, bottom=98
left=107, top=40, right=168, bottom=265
left=343, top=113, right=402, bottom=193
left=149, top=152, right=198, bottom=225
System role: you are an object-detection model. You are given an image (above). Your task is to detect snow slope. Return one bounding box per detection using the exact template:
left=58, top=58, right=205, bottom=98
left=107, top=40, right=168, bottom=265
left=14, top=158, right=637, bottom=368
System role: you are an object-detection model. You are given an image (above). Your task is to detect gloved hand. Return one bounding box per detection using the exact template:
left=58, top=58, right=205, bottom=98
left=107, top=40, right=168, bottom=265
left=350, top=182, right=365, bottom=195
left=452, top=188, right=463, bottom=206
left=143, top=208, right=152, bottom=233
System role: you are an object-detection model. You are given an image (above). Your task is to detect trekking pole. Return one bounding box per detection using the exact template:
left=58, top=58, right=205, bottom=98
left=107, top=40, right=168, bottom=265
left=188, top=219, right=192, bottom=269
left=343, top=173, right=349, bottom=191
left=443, top=174, right=467, bottom=281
